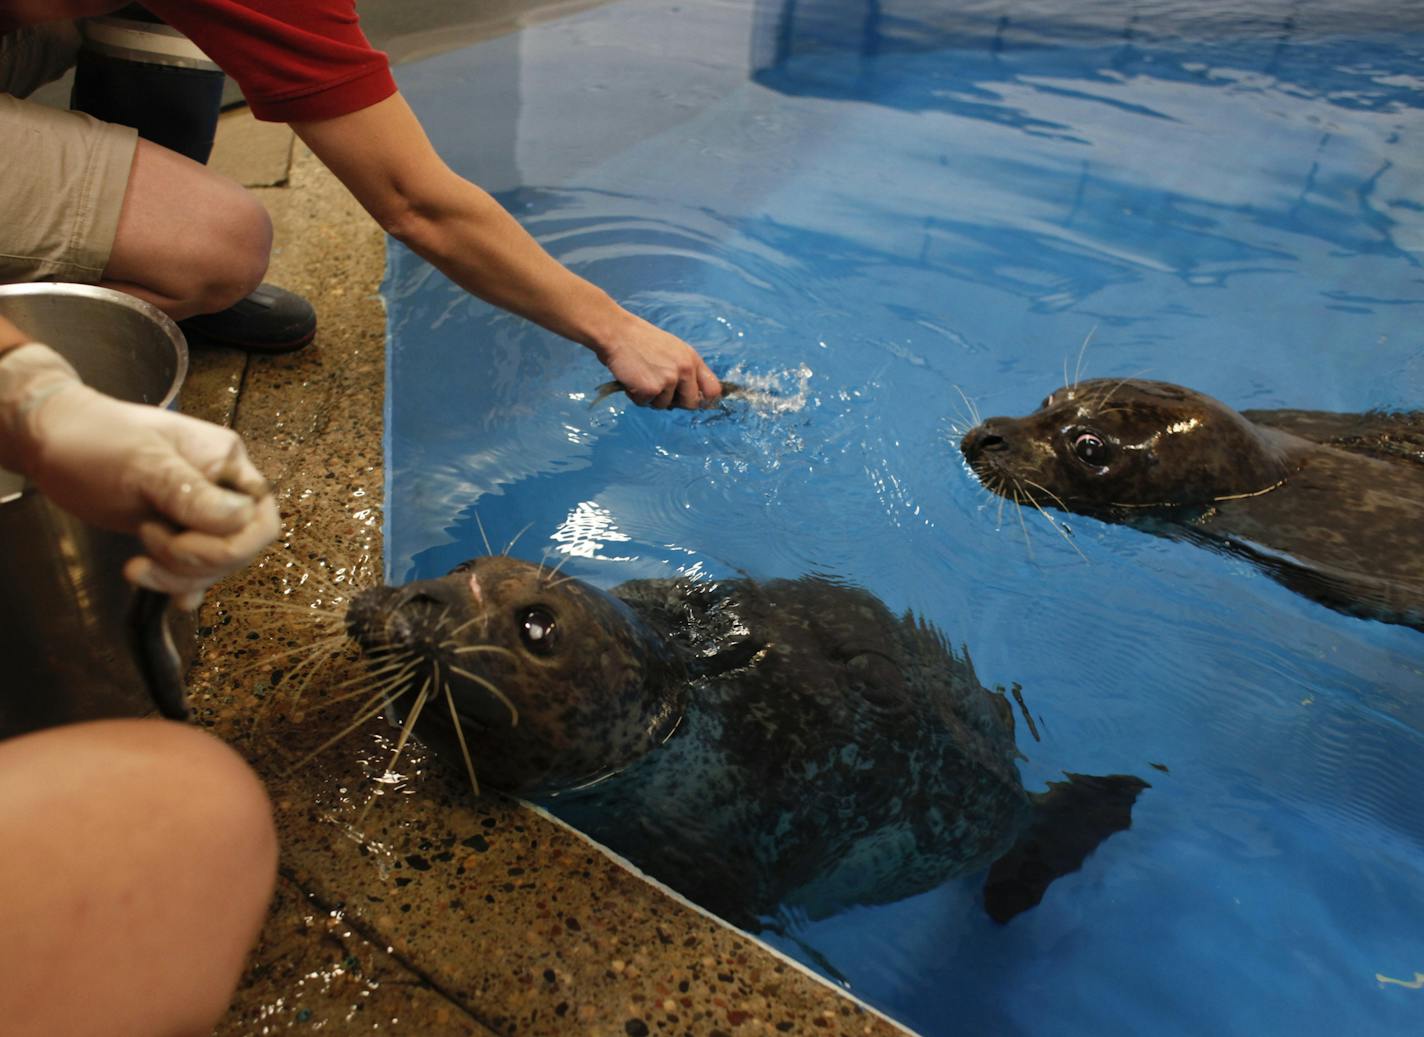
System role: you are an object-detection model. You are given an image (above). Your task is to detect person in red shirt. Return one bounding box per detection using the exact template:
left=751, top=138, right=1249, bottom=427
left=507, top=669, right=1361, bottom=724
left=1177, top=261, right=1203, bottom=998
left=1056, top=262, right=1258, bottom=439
left=0, top=0, right=723, bottom=409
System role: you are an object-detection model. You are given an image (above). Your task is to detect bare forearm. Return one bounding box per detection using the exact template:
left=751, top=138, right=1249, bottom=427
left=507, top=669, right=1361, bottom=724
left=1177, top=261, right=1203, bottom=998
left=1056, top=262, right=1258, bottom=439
left=385, top=176, right=635, bottom=355
left=294, top=93, right=720, bottom=408
left=294, top=96, right=625, bottom=354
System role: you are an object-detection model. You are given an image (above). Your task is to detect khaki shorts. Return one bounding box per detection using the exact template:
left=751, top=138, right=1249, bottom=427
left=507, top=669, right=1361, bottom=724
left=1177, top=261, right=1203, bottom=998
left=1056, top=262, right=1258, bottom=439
left=0, top=24, right=137, bottom=283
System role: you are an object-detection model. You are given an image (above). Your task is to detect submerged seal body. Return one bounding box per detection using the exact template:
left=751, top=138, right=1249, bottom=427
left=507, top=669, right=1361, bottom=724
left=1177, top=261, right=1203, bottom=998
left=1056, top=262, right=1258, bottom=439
left=960, top=378, right=1424, bottom=630
left=347, top=556, right=1146, bottom=928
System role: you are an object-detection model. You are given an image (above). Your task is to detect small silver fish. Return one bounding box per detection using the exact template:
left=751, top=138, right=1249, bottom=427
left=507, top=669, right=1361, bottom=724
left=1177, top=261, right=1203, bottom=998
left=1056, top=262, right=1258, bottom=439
left=590, top=379, right=745, bottom=408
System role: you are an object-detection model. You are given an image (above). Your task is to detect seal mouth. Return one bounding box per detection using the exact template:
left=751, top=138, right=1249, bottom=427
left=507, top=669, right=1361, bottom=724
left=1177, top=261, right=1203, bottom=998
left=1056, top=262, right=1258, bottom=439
left=439, top=665, right=522, bottom=730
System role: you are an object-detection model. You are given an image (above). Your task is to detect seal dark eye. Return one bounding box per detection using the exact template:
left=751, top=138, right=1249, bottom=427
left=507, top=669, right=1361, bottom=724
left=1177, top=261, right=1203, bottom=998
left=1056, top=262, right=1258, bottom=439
left=1041, top=393, right=1055, bottom=409
left=1072, top=431, right=1111, bottom=468
left=518, top=606, right=558, bottom=655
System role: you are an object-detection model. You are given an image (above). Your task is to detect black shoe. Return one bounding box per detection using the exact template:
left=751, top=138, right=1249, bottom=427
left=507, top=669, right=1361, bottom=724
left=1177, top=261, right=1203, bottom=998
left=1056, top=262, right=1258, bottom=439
left=179, top=283, right=317, bottom=354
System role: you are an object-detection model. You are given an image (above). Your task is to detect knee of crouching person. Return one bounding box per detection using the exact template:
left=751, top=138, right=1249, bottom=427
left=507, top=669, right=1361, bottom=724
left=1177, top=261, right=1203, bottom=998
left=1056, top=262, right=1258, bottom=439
left=190, top=192, right=274, bottom=316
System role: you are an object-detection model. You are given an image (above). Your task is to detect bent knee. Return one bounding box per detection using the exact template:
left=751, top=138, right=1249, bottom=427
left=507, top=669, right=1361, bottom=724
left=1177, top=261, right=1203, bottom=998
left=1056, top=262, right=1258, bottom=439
left=187, top=191, right=273, bottom=315
left=1, top=718, right=276, bottom=877
left=107, top=141, right=274, bottom=318
left=134, top=719, right=278, bottom=877
left=0, top=719, right=276, bottom=1037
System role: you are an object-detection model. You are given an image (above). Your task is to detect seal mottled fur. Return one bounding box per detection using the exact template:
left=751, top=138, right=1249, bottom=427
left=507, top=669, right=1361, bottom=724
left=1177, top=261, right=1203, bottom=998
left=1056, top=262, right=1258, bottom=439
left=347, top=555, right=1146, bottom=927
left=961, top=378, right=1424, bottom=631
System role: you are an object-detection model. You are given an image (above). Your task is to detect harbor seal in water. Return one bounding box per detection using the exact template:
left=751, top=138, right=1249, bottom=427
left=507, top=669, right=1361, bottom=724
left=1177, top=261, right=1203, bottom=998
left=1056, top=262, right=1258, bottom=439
left=346, top=555, right=1146, bottom=927
left=960, top=378, right=1424, bottom=630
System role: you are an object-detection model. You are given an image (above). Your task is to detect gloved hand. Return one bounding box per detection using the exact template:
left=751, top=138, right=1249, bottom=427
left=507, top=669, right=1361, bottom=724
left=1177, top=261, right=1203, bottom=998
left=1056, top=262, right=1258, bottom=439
left=0, top=342, right=280, bottom=609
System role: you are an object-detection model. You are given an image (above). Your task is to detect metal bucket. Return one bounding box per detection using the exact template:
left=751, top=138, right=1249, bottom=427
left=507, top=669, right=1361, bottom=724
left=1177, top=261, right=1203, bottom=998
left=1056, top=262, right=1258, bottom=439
left=0, top=283, right=189, bottom=738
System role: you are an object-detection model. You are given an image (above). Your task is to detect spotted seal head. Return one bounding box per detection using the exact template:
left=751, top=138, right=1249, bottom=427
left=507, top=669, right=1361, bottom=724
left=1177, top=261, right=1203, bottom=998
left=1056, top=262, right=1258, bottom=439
left=347, top=556, right=1148, bottom=926
left=960, top=378, right=1307, bottom=514
left=346, top=555, right=685, bottom=795
left=960, top=377, right=1424, bottom=630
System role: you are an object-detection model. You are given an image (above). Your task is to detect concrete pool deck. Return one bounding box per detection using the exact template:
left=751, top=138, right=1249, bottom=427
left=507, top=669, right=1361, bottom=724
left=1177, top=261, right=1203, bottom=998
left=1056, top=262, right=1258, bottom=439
left=187, top=103, right=915, bottom=1037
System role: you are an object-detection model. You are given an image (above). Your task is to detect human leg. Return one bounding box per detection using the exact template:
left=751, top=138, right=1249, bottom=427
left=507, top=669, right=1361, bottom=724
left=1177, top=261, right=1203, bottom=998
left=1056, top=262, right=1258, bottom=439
left=101, top=135, right=273, bottom=320
left=0, top=93, right=273, bottom=321
left=71, top=8, right=318, bottom=351
left=0, top=717, right=277, bottom=1037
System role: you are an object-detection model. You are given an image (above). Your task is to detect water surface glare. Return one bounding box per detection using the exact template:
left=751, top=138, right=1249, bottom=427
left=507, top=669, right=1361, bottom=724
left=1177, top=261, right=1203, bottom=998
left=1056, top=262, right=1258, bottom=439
left=385, top=2, right=1424, bottom=1033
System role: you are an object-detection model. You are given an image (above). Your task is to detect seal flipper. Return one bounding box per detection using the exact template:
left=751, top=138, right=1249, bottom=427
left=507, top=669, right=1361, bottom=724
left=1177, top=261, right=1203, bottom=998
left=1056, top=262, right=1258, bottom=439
left=982, top=772, right=1149, bottom=924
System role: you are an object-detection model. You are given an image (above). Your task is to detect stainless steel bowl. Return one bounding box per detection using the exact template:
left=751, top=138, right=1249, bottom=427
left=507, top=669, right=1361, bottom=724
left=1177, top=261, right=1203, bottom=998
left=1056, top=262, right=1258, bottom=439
left=0, top=283, right=190, bottom=737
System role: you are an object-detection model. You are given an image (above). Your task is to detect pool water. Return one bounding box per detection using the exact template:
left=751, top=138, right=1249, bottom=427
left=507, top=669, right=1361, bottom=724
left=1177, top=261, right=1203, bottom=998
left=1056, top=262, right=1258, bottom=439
left=383, top=1, right=1424, bottom=1033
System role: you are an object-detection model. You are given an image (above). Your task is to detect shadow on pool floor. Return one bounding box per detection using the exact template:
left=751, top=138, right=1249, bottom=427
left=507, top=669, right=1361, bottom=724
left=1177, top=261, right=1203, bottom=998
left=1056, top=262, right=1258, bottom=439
left=186, top=105, right=913, bottom=1037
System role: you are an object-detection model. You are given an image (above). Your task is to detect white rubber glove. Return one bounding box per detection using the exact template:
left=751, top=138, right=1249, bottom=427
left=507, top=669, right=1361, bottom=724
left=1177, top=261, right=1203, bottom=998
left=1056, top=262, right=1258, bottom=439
left=0, top=342, right=280, bottom=609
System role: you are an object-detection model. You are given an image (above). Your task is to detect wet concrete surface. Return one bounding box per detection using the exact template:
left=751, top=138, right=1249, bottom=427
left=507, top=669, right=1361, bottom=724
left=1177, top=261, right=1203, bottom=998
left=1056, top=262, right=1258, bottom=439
left=189, top=103, right=915, bottom=1036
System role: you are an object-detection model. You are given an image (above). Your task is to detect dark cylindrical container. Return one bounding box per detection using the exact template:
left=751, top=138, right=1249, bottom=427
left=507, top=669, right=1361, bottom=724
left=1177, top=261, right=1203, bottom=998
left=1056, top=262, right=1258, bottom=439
left=70, top=5, right=225, bottom=164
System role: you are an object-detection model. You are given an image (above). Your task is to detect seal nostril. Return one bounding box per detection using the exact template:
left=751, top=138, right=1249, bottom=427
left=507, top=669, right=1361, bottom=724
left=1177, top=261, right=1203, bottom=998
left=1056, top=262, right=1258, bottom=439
left=963, top=428, right=1007, bottom=458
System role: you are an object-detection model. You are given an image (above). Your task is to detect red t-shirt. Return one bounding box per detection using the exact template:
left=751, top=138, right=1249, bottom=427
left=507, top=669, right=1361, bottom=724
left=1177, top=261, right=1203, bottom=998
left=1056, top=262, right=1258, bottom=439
left=141, top=0, right=397, bottom=122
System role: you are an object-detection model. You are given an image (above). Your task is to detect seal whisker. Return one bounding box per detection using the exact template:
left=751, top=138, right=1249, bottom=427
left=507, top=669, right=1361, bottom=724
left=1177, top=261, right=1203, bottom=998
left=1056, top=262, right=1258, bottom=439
left=1023, top=492, right=1089, bottom=562
left=275, top=555, right=349, bottom=599
left=249, top=636, right=353, bottom=724
left=230, top=633, right=352, bottom=689
left=283, top=529, right=378, bottom=590
left=231, top=631, right=349, bottom=668
left=948, top=395, right=973, bottom=434
left=236, top=595, right=350, bottom=612
left=321, top=654, right=420, bottom=695
left=350, top=656, right=419, bottom=690
left=340, top=640, right=412, bottom=665
left=282, top=637, right=359, bottom=714
left=474, top=512, right=495, bottom=557
left=289, top=679, right=416, bottom=772
left=542, top=550, right=573, bottom=587
left=1009, top=486, right=1036, bottom=560
left=1072, top=324, right=1098, bottom=389
left=447, top=665, right=520, bottom=727
left=446, top=643, right=514, bottom=658
left=442, top=676, right=482, bottom=797
left=442, top=613, right=484, bottom=641
left=1092, top=368, right=1150, bottom=412
left=231, top=598, right=348, bottom=618
left=1021, top=478, right=1073, bottom=514
left=356, top=675, right=435, bottom=825
left=952, top=383, right=983, bottom=427
left=320, top=663, right=420, bottom=709
left=992, top=477, right=1009, bottom=529
left=381, top=674, right=433, bottom=775
left=502, top=521, right=535, bottom=557
left=269, top=640, right=350, bottom=705
left=986, top=473, right=1014, bottom=529
left=342, top=664, right=422, bottom=720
